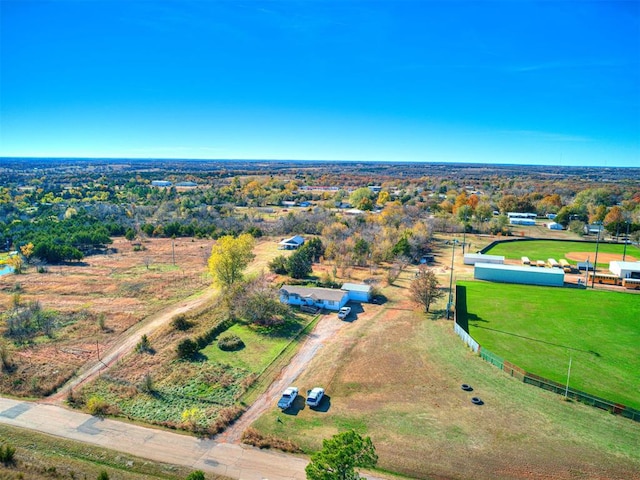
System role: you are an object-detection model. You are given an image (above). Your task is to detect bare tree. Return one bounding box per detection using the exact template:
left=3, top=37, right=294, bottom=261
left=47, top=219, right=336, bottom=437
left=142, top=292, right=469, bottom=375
left=410, top=267, right=445, bottom=313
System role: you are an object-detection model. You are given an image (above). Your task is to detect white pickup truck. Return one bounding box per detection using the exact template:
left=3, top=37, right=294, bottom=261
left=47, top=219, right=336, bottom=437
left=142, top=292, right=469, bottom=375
left=277, top=387, right=298, bottom=409
left=338, top=306, right=351, bottom=319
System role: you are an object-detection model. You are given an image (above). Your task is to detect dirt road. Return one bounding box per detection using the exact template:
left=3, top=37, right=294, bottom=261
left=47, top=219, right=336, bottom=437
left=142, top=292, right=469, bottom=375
left=218, top=312, right=342, bottom=443
left=46, top=289, right=215, bottom=403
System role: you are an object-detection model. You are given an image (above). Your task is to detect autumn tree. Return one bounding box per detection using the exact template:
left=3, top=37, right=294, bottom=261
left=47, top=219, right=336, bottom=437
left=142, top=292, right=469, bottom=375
left=305, top=430, right=378, bottom=480
left=410, top=267, right=445, bottom=312
left=208, top=234, right=255, bottom=289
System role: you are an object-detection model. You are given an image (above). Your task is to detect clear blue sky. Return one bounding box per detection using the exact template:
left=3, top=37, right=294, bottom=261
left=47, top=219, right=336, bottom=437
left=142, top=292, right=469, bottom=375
left=1, top=0, right=639, bottom=166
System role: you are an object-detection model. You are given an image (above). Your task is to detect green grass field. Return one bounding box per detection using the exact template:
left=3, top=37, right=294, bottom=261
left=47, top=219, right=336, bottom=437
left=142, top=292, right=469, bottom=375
left=485, top=239, right=639, bottom=267
left=459, top=281, right=640, bottom=409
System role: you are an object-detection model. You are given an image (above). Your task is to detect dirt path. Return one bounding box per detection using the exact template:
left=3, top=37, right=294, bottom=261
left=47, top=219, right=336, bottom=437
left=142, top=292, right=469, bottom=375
left=45, top=289, right=216, bottom=403
left=218, top=312, right=342, bottom=443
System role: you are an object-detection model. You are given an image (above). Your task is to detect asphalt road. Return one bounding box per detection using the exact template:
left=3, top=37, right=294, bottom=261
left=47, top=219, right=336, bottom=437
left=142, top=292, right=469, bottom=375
left=0, top=396, right=308, bottom=480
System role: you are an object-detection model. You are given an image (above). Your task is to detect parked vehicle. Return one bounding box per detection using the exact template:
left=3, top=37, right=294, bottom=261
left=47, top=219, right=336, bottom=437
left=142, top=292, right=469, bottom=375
left=277, top=387, right=298, bottom=409
left=306, top=387, right=325, bottom=407
left=338, top=306, right=351, bottom=319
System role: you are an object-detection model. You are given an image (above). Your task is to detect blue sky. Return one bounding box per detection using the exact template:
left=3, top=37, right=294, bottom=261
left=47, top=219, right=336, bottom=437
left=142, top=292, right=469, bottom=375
left=1, top=0, right=639, bottom=166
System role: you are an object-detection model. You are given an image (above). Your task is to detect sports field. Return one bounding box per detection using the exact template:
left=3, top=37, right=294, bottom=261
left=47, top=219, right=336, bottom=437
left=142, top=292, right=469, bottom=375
left=485, top=239, right=639, bottom=268
left=459, top=280, right=640, bottom=409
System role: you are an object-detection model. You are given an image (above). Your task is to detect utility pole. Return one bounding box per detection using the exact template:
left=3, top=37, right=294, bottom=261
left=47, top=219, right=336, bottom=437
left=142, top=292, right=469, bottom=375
left=446, top=240, right=457, bottom=319
left=564, top=355, right=572, bottom=399
left=172, top=236, right=176, bottom=266
left=623, top=220, right=630, bottom=261
left=591, top=226, right=601, bottom=288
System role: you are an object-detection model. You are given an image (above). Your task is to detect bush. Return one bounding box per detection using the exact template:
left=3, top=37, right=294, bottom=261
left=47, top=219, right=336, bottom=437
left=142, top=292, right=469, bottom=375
left=86, top=396, right=109, bottom=416
left=135, top=334, right=153, bottom=353
left=0, top=444, right=16, bottom=465
left=97, top=471, right=110, bottom=480
left=185, top=471, right=206, bottom=480
left=241, top=427, right=302, bottom=453
left=172, top=314, right=193, bottom=331
left=176, top=338, right=199, bottom=360
left=218, top=334, right=244, bottom=351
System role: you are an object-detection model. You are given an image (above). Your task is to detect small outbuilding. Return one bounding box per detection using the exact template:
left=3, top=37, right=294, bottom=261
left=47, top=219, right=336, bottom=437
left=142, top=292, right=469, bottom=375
left=474, top=262, right=564, bottom=287
left=464, top=253, right=505, bottom=265
left=609, top=261, right=640, bottom=279
left=547, top=222, right=563, bottom=230
left=278, top=235, right=305, bottom=250
left=341, top=283, right=372, bottom=302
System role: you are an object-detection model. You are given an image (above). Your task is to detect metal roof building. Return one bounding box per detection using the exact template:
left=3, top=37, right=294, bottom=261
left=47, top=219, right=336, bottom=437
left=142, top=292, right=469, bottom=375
left=464, top=253, right=505, bottom=265
left=474, top=262, right=565, bottom=287
left=609, top=261, right=640, bottom=279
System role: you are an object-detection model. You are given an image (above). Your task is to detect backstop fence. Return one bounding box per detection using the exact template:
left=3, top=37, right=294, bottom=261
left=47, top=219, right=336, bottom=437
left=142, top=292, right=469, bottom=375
left=453, top=285, right=640, bottom=422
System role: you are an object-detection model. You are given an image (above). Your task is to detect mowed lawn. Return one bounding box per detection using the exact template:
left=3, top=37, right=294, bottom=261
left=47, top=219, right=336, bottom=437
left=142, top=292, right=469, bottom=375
left=460, top=281, right=640, bottom=409
left=486, top=239, right=639, bottom=267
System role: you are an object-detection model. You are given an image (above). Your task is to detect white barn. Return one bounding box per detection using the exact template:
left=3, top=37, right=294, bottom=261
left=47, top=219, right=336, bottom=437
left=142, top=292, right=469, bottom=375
left=609, top=261, right=640, bottom=279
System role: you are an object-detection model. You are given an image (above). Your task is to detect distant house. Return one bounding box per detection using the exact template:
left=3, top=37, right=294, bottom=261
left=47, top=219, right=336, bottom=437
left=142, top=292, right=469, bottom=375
left=279, top=286, right=348, bottom=311
left=282, top=201, right=297, bottom=207
left=341, top=283, right=372, bottom=302
left=151, top=180, right=172, bottom=187
left=584, top=224, right=604, bottom=235
left=547, top=222, right=563, bottom=230
left=278, top=235, right=305, bottom=250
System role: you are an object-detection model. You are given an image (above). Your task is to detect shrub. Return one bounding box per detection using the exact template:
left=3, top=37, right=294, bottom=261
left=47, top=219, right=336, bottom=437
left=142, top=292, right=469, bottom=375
left=139, top=372, right=154, bottom=393
left=135, top=334, right=153, bottom=353
left=97, top=471, right=110, bottom=480
left=172, top=314, right=193, bottom=331
left=218, top=334, right=244, bottom=351
left=0, top=444, right=16, bottom=465
left=176, top=338, right=199, bottom=360
left=185, top=471, right=206, bottom=480
left=86, top=396, right=109, bottom=416
left=241, top=428, right=302, bottom=453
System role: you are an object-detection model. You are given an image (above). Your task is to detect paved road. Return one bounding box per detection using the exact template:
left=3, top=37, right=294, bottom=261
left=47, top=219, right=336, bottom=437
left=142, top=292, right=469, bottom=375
left=0, top=396, right=308, bottom=480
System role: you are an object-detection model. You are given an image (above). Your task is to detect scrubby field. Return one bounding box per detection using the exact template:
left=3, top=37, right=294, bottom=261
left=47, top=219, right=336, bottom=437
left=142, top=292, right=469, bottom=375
left=251, top=265, right=640, bottom=480
left=486, top=239, right=638, bottom=267
left=459, top=281, right=640, bottom=409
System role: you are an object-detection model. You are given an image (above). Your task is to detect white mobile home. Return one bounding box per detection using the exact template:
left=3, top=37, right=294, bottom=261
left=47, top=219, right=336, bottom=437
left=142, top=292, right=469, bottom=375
left=279, top=286, right=348, bottom=311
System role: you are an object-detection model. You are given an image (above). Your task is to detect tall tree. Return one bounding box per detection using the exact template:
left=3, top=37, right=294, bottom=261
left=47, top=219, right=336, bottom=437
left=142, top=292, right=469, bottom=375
left=208, top=234, right=255, bottom=289
left=305, top=430, right=377, bottom=480
left=410, top=267, right=445, bottom=313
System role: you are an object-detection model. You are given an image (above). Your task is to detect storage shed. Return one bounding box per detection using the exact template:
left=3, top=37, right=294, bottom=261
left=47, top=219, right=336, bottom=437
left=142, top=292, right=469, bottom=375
left=547, top=222, right=563, bottom=230
left=341, top=283, right=372, bottom=302
left=463, top=253, right=505, bottom=265
left=474, top=262, right=565, bottom=287
left=609, top=261, right=640, bottom=279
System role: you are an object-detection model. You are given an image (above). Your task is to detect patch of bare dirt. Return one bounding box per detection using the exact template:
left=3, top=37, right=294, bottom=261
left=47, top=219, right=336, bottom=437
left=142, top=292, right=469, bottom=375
left=565, top=251, right=637, bottom=263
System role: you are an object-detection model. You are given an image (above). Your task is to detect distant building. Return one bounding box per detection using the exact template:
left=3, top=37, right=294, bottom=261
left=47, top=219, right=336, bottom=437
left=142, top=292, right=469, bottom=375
left=547, top=222, right=563, bottom=230
left=474, top=263, right=564, bottom=287
left=278, top=235, right=305, bottom=250
left=151, top=180, right=172, bottom=187
left=584, top=224, right=604, bottom=235
left=509, top=218, right=536, bottom=226
left=609, top=261, right=640, bottom=279
left=463, top=253, right=504, bottom=265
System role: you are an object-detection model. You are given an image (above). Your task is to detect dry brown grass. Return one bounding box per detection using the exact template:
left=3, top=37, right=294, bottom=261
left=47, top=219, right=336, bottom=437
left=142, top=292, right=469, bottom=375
left=0, top=237, right=213, bottom=397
